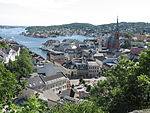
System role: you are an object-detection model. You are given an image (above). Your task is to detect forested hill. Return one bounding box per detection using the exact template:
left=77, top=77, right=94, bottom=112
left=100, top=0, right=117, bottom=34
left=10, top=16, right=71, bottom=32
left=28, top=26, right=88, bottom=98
left=97, top=22, right=150, bottom=33
left=23, top=22, right=150, bottom=38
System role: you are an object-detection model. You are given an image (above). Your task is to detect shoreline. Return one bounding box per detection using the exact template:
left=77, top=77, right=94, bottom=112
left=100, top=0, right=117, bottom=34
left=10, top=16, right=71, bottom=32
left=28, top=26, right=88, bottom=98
left=0, top=37, right=46, bottom=60
left=22, top=33, right=93, bottom=38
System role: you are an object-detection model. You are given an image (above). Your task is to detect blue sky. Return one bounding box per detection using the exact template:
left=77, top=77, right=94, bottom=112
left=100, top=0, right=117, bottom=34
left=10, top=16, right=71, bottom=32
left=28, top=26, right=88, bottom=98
left=0, top=0, right=150, bottom=26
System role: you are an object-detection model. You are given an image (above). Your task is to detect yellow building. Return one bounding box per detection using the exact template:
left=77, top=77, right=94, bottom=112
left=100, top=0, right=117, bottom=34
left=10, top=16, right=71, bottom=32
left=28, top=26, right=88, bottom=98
left=134, top=34, right=150, bottom=41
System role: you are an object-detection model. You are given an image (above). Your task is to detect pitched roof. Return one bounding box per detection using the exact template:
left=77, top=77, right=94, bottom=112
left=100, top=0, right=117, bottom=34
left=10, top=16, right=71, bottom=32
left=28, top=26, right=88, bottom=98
left=26, top=75, right=45, bottom=89
left=42, top=72, right=66, bottom=82
left=37, top=63, right=59, bottom=76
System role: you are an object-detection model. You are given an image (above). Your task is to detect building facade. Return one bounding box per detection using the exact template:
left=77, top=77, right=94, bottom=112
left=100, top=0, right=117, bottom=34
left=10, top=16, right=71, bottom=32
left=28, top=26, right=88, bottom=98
left=88, top=61, right=100, bottom=77
left=47, top=49, right=66, bottom=64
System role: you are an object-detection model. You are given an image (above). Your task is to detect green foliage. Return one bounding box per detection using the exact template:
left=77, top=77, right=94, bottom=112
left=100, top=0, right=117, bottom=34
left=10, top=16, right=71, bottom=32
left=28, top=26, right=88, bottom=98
left=7, top=48, right=33, bottom=78
left=51, top=101, right=104, bottom=113
left=86, top=85, right=92, bottom=92
left=0, top=41, right=9, bottom=48
left=147, top=43, right=150, bottom=48
left=10, top=95, right=50, bottom=113
left=90, top=49, right=150, bottom=113
left=8, top=96, right=104, bottom=113
left=0, top=49, right=31, bottom=111
left=121, top=39, right=131, bottom=49
left=79, top=78, right=85, bottom=84
left=138, top=48, right=150, bottom=75
left=120, top=32, right=133, bottom=38
left=71, top=84, right=75, bottom=89
left=0, top=63, right=22, bottom=106
left=0, top=57, right=3, bottom=63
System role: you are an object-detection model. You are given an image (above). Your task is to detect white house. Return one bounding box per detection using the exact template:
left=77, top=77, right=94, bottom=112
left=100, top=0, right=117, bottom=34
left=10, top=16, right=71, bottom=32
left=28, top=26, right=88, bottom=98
left=0, top=47, right=20, bottom=64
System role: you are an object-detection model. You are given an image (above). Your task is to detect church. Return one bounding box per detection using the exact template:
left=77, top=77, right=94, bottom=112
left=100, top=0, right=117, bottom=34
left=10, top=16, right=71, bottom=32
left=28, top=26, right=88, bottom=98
left=106, top=17, right=120, bottom=51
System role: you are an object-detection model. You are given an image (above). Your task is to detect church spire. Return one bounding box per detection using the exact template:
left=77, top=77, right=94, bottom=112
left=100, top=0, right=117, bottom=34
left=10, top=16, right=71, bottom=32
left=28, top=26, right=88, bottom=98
left=116, top=16, right=119, bottom=32
left=114, top=16, right=120, bottom=50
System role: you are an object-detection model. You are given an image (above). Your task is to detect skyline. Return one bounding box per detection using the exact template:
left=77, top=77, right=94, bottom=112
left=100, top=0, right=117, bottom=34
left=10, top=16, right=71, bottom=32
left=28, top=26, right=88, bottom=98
left=0, top=0, right=150, bottom=26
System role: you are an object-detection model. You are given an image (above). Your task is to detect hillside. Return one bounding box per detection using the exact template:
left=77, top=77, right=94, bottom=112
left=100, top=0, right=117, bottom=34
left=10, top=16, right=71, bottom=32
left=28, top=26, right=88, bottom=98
left=98, top=22, right=150, bottom=33
left=22, top=22, right=150, bottom=38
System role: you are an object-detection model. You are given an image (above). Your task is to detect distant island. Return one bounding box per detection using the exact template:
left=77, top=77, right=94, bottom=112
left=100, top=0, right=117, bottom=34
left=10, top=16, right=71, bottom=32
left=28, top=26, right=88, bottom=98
left=0, top=25, right=21, bottom=29
left=21, top=22, right=150, bottom=38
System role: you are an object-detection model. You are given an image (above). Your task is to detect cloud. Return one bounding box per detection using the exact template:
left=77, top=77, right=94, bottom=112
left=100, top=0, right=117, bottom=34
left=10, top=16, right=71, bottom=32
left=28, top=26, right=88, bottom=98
left=0, top=0, right=150, bottom=26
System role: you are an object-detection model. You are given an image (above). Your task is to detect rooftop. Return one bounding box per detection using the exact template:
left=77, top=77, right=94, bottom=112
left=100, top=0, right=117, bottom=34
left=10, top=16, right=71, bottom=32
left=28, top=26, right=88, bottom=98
left=87, top=61, right=99, bottom=66
left=37, top=63, right=60, bottom=76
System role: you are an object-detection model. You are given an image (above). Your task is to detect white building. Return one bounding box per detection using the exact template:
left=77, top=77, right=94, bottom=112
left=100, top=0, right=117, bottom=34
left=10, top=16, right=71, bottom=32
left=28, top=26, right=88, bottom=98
left=27, top=63, right=70, bottom=94
left=0, top=48, right=20, bottom=64
left=88, top=61, right=100, bottom=77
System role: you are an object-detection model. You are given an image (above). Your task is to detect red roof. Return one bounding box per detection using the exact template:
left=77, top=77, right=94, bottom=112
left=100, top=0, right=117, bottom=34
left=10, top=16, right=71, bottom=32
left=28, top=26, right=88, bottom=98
left=130, top=48, right=145, bottom=54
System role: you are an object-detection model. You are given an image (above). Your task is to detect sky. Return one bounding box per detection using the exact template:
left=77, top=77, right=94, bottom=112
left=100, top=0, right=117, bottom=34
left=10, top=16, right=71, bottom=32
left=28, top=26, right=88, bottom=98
left=0, top=0, right=150, bottom=26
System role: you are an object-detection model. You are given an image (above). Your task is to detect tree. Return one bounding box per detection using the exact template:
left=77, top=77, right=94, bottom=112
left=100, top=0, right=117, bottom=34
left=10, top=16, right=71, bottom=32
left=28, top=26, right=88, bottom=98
left=86, top=85, right=92, bottom=92
left=8, top=96, right=104, bottom=113
left=71, top=84, right=75, bottom=89
left=0, top=41, right=9, bottom=48
left=90, top=52, right=150, bottom=113
left=0, top=63, right=22, bottom=107
left=51, top=101, right=104, bottom=113
left=138, top=48, right=150, bottom=75
left=79, top=78, right=85, bottom=84
left=121, top=39, right=131, bottom=49
left=10, top=95, right=50, bottom=113
left=120, top=32, right=133, bottom=38
left=7, top=48, right=33, bottom=78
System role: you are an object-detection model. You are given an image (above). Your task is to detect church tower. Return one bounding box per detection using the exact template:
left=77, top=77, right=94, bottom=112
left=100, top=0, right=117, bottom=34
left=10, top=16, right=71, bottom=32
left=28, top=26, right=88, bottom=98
left=114, top=17, right=120, bottom=50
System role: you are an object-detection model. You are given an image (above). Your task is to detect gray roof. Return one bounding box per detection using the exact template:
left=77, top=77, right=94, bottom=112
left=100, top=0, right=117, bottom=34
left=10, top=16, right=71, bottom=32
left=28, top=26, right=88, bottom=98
left=42, top=72, right=66, bottom=82
left=26, top=75, right=45, bottom=89
left=17, top=88, right=60, bottom=107
left=18, top=88, right=36, bottom=99
left=37, top=63, right=59, bottom=76
left=39, top=90, right=60, bottom=101
left=26, top=72, right=67, bottom=92
left=28, top=63, right=68, bottom=92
